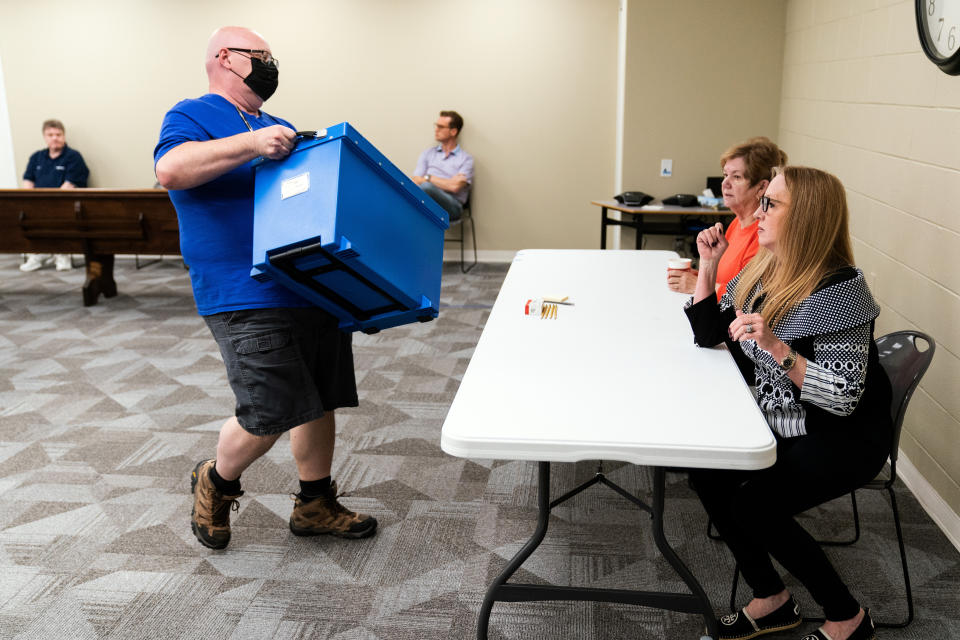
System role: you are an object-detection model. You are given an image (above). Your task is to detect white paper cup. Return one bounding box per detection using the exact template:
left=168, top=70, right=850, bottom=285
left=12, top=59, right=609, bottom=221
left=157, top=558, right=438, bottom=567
left=667, top=258, right=692, bottom=270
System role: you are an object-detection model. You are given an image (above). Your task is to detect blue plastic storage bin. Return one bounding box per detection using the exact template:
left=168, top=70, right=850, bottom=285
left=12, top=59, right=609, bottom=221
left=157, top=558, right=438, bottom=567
left=251, top=123, right=449, bottom=334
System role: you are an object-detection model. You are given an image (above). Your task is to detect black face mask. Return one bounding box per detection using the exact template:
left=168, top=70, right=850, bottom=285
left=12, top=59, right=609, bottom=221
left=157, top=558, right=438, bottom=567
left=235, top=57, right=279, bottom=101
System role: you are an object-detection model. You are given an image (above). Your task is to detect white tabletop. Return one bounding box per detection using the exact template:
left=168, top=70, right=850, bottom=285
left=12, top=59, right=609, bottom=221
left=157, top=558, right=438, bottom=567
left=441, top=250, right=776, bottom=470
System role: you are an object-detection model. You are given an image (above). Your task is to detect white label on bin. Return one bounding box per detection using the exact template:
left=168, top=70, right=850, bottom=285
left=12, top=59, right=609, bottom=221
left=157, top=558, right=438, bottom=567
left=281, top=172, right=310, bottom=200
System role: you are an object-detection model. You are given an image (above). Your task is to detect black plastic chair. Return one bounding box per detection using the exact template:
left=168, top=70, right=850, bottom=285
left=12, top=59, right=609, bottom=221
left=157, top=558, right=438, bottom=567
left=446, top=193, right=477, bottom=273
left=720, top=330, right=935, bottom=629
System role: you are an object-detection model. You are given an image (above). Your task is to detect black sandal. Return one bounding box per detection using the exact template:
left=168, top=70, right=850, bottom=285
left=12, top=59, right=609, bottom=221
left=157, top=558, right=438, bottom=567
left=800, top=608, right=876, bottom=640
left=718, top=595, right=802, bottom=639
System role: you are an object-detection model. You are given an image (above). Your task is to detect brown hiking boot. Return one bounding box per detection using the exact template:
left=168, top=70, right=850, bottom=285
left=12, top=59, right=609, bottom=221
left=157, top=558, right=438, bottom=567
left=190, top=459, right=243, bottom=549
left=289, top=481, right=377, bottom=539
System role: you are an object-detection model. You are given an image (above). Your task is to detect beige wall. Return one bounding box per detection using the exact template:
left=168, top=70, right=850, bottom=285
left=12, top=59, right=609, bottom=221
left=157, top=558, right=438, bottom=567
left=0, top=0, right=619, bottom=253
left=619, top=0, right=787, bottom=249
left=779, top=0, right=960, bottom=518
left=1, top=0, right=787, bottom=253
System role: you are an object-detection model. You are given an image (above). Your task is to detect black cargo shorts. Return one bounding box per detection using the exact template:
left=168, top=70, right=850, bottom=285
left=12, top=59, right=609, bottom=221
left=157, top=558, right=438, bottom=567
left=204, top=307, right=359, bottom=436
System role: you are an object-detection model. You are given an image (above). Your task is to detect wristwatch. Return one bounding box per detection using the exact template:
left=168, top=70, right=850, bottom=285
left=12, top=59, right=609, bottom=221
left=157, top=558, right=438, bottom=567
left=425, top=174, right=431, bottom=182
left=780, top=348, right=798, bottom=371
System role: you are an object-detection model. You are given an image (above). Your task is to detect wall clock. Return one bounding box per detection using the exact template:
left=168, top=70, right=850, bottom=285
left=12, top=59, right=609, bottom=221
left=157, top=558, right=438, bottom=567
left=916, top=0, right=960, bottom=74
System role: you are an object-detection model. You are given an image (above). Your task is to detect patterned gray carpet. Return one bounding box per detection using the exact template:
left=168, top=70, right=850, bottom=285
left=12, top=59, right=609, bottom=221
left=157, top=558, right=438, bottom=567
left=0, top=255, right=958, bottom=640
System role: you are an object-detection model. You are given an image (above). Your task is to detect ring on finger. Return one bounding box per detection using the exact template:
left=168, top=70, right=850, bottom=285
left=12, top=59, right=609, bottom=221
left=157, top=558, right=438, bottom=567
left=745, top=324, right=754, bottom=334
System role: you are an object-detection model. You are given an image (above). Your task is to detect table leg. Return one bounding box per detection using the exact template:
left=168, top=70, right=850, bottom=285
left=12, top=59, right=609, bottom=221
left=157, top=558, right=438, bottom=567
left=651, top=467, right=718, bottom=638
left=82, top=253, right=117, bottom=307
left=635, top=214, right=644, bottom=250
left=477, top=461, right=552, bottom=640
left=477, top=463, right=719, bottom=639
left=600, top=207, right=608, bottom=250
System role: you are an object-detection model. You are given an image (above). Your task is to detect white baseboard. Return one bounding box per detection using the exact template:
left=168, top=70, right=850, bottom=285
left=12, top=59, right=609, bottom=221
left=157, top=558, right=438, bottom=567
left=897, top=449, right=960, bottom=553
left=443, top=249, right=516, bottom=264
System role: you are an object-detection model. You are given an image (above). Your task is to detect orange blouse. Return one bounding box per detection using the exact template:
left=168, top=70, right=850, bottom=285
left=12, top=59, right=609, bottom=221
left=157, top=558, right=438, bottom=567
left=716, top=216, right=759, bottom=299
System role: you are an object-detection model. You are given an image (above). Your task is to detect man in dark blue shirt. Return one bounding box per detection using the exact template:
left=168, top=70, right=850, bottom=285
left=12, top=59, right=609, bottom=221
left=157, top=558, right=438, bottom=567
left=20, top=119, right=89, bottom=272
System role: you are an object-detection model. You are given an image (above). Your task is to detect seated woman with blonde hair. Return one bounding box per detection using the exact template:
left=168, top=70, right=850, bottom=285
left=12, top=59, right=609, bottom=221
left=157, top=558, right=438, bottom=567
left=668, top=136, right=787, bottom=297
left=684, top=166, right=891, bottom=640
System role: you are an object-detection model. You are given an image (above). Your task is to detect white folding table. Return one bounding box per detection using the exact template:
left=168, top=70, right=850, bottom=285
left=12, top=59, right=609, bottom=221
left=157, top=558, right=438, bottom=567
left=441, top=249, right=777, bottom=639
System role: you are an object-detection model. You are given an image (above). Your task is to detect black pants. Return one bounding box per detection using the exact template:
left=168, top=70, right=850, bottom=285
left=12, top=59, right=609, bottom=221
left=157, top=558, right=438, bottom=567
left=689, top=424, right=889, bottom=621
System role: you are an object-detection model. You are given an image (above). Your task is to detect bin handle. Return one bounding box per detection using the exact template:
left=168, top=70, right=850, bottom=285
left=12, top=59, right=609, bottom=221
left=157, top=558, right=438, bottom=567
left=295, top=129, right=327, bottom=141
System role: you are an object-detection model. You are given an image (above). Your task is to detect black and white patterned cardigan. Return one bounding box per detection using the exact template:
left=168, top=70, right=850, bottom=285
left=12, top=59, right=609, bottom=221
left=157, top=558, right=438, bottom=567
left=685, top=267, right=892, bottom=439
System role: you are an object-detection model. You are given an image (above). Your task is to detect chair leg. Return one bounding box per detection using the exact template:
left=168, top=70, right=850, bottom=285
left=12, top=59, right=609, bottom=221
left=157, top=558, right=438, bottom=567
left=819, top=491, right=861, bottom=547
left=850, top=490, right=861, bottom=544
left=135, top=254, right=162, bottom=270
left=707, top=517, right=722, bottom=541
left=874, top=485, right=913, bottom=629
left=461, top=214, right=477, bottom=273
left=458, top=217, right=465, bottom=271
left=729, top=564, right=740, bottom=612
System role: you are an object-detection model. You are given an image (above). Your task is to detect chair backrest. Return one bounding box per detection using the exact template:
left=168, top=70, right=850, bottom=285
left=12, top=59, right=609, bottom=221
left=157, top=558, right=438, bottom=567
left=875, top=331, right=936, bottom=468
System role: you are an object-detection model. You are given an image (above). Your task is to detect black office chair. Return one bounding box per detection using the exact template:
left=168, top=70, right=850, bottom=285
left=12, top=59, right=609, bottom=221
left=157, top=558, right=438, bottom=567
left=721, top=330, right=935, bottom=629
left=446, top=192, right=477, bottom=273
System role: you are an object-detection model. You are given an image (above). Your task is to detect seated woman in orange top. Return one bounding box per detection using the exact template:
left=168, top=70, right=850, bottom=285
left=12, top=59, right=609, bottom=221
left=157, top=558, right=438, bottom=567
left=667, top=137, right=787, bottom=297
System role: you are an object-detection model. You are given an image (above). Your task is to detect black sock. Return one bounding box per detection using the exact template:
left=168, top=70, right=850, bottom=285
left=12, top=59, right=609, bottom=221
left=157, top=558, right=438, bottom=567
left=299, top=476, right=332, bottom=501
left=210, top=463, right=242, bottom=495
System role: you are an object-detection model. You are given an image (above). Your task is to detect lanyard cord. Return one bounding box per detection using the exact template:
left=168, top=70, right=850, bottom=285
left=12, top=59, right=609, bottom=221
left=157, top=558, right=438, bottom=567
left=235, top=105, right=255, bottom=132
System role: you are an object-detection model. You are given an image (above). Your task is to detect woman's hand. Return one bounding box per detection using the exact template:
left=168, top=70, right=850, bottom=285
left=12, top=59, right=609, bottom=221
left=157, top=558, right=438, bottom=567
left=731, top=310, right=806, bottom=385
left=667, top=268, right=698, bottom=293
left=729, top=310, right=779, bottom=352
left=696, top=222, right=728, bottom=263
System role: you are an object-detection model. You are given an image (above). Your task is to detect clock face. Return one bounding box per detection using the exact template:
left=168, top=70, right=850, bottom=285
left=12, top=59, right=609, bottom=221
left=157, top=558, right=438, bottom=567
left=917, top=0, right=960, bottom=73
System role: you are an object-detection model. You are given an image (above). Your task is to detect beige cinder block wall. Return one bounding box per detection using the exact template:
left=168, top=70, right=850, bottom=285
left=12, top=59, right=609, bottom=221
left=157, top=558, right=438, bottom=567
left=779, top=0, right=960, bottom=538
left=0, top=0, right=619, bottom=254
left=619, top=0, right=787, bottom=250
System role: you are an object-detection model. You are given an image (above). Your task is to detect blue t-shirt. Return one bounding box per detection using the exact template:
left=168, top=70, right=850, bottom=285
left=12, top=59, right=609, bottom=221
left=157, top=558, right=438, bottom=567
left=154, top=93, right=311, bottom=315
left=23, top=145, right=89, bottom=187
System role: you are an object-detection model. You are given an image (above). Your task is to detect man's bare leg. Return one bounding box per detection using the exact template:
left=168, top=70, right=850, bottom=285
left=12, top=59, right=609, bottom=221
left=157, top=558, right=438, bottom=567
left=215, top=416, right=282, bottom=480
left=290, top=412, right=336, bottom=481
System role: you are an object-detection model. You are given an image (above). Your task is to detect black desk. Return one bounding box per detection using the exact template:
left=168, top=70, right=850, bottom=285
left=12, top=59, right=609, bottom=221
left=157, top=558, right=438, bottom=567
left=592, top=199, right=732, bottom=249
left=0, top=189, right=180, bottom=306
